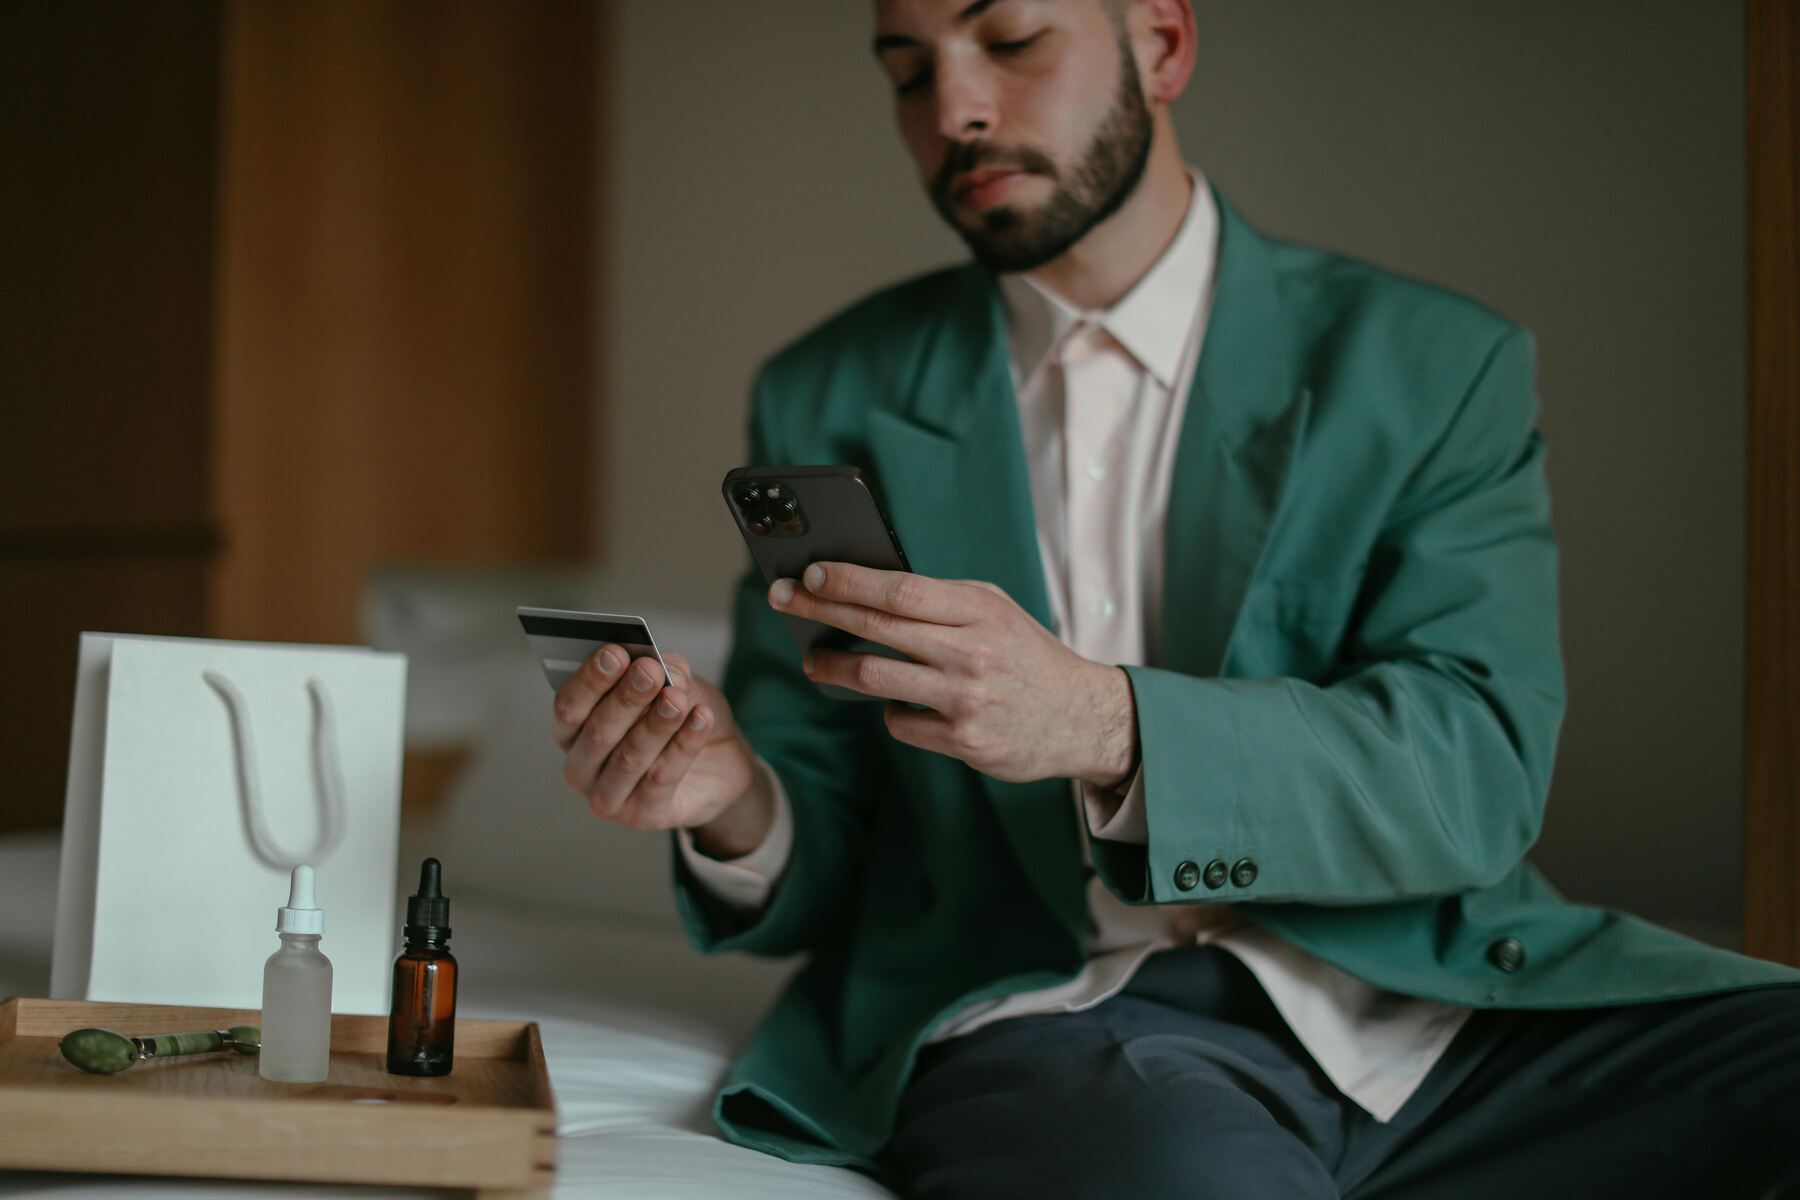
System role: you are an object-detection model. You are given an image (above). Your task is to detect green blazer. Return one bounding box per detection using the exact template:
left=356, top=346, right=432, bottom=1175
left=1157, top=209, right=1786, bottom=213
left=673, top=182, right=1800, bottom=1171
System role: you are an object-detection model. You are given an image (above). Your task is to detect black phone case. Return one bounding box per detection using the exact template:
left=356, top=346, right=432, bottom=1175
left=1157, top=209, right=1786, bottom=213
left=722, top=465, right=911, bottom=701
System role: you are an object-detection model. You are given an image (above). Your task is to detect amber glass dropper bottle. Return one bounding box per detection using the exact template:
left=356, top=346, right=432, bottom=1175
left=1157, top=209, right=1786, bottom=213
left=387, top=857, right=457, bottom=1076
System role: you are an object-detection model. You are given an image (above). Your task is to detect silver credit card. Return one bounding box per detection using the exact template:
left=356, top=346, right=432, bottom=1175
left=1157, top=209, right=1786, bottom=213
left=516, top=606, right=671, bottom=692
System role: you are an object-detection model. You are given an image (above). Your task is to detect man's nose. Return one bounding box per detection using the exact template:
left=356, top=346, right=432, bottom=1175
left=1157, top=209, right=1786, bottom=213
left=933, top=63, right=997, bottom=143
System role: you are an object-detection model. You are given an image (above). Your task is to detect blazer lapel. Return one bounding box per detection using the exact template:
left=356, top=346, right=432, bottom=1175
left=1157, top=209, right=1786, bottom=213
left=866, top=267, right=1086, bottom=939
left=860, top=184, right=1314, bottom=934
left=1162, top=185, right=1313, bottom=678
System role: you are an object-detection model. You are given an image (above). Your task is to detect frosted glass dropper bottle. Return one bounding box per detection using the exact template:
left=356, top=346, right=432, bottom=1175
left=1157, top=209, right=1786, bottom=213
left=259, top=864, right=333, bottom=1083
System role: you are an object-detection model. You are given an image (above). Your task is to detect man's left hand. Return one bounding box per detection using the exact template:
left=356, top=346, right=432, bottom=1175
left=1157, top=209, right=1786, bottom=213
left=769, top=562, right=1137, bottom=788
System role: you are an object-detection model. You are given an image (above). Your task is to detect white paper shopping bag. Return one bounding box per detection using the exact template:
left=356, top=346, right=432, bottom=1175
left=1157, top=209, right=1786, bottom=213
left=51, top=633, right=407, bottom=1014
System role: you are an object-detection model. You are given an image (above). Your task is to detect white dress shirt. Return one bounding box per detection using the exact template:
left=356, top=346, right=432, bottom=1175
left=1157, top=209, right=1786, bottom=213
left=679, top=168, right=1473, bottom=1123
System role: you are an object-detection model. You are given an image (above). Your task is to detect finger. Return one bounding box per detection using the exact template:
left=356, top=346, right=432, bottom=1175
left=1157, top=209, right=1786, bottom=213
left=562, top=655, right=671, bottom=792
left=801, top=562, right=985, bottom=624
left=882, top=700, right=958, bottom=757
left=551, top=644, right=629, bottom=750
left=610, top=703, right=715, bottom=831
left=769, top=580, right=944, bottom=660
left=662, top=651, right=691, bottom=689
left=588, top=683, right=692, bottom=815
left=803, top=648, right=952, bottom=708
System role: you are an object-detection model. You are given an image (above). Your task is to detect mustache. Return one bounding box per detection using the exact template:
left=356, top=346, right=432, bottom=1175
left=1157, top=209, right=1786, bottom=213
left=932, top=142, right=1059, bottom=203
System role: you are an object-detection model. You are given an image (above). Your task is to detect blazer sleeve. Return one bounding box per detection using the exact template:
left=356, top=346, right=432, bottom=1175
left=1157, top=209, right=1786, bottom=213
left=672, top=365, right=887, bottom=956
left=1091, top=326, right=1567, bottom=906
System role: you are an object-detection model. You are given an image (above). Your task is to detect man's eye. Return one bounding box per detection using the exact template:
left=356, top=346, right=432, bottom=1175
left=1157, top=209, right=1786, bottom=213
left=989, top=31, right=1046, bottom=55
left=896, top=69, right=933, bottom=97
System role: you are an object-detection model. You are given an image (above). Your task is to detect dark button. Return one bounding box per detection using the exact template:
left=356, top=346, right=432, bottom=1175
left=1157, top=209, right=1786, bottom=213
left=1230, top=858, right=1259, bottom=888
left=1488, top=937, right=1526, bottom=973
left=1202, top=858, right=1229, bottom=889
left=1173, top=860, right=1201, bottom=892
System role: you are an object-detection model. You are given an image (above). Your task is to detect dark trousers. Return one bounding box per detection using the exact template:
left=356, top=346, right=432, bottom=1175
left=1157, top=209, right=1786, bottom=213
left=882, top=944, right=1800, bottom=1199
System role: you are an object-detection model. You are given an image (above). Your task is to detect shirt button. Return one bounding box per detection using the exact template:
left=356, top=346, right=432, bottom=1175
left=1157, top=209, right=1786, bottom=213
left=1202, top=859, right=1229, bottom=889
left=1230, top=858, right=1258, bottom=888
left=1084, top=457, right=1108, bottom=481
left=1488, top=937, right=1526, bottom=973
left=1173, top=860, right=1201, bottom=892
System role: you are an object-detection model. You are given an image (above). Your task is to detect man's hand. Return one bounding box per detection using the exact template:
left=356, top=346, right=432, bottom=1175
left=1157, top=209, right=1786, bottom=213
left=552, top=649, right=773, bottom=858
left=770, top=562, right=1138, bottom=787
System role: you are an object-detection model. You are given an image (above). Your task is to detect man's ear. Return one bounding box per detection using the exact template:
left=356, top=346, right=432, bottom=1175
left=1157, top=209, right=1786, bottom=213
left=1130, top=0, right=1197, bottom=106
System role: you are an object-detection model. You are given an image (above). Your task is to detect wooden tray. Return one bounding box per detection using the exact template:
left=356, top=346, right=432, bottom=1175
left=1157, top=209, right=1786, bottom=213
left=0, top=997, right=556, bottom=1197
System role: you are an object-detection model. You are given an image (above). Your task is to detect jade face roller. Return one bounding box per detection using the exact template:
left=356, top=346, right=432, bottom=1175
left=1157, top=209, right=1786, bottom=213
left=59, top=1025, right=262, bottom=1075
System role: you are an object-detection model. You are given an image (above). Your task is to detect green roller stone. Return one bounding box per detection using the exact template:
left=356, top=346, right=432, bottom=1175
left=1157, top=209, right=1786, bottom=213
left=59, top=1027, right=138, bottom=1074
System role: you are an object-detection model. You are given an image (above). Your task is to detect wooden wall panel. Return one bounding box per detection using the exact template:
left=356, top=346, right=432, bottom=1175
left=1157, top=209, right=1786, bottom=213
left=0, top=1, right=221, bottom=535
left=210, top=0, right=597, bottom=645
left=0, top=0, right=223, bottom=832
left=1743, top=0, right=1800, bottom=966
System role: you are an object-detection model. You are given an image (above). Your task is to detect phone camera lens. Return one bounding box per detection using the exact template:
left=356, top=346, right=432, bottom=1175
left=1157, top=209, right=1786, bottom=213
left=737, top=485, right=762, bottom=506
left=749, top=513, right=773, bottom=534
left=776, top=498, right=798, bottom=519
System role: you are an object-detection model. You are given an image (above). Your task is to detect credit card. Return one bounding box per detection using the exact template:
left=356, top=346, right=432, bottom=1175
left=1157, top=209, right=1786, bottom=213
left=516, top=606, right=672, bottom=692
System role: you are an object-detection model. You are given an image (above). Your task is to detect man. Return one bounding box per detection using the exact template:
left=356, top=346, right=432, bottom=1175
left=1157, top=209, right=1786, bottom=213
left=551, top=0, right=1800, bottom=1194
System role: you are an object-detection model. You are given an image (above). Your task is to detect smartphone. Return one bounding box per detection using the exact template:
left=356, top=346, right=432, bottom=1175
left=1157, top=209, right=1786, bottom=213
left=722, top=465, right=911, bottom=701
left=516, top=606, right=672, bottom=692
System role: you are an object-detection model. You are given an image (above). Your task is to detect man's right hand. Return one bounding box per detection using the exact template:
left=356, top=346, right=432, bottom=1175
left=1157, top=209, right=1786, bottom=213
left=552, top=646, right=773, bottom=858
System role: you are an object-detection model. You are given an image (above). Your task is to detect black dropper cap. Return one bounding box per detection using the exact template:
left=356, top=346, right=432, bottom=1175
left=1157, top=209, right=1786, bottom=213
left=403, top=857, right=451, bottom=944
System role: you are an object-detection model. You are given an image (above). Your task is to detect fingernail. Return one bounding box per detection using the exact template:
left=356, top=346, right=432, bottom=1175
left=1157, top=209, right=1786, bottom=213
left=666, top=668, right=684, bottom=687
left=657, top=694, right=680, bottom=718
left=801, top=652, right=815, bottom=675
left=804, top=563, right=826, bottom=591
left=688, top=709, right=709, bottom=731
left=598, top=649, right=622, bottom=675
left=631, top=667, right=656, bottom=692
left=770, top=579, right=794, bottom=607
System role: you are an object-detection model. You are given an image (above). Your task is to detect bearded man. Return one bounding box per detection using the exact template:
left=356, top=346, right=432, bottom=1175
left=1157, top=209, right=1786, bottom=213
left=549, top=1, right=1800, bottom=1195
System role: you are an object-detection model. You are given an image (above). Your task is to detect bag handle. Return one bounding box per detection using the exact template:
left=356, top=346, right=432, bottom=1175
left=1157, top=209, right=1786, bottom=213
left=202, top=671, right=350, bottom=870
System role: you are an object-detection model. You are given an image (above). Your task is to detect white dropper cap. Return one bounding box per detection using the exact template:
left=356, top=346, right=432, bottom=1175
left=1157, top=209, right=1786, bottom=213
left=276, top=864, right=324, bottom=935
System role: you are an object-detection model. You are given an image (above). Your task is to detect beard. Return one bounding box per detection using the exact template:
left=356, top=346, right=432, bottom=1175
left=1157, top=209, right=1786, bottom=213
left=929, top=40, right=1154, bottom=274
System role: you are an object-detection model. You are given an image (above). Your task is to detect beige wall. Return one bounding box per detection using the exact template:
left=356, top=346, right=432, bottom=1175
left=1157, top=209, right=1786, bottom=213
left=599, top=1, right=1746, bottom=937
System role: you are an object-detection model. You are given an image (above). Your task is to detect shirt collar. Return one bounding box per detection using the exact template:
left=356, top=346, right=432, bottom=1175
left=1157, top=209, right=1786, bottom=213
left=999, top=166, right=1219, bottom=393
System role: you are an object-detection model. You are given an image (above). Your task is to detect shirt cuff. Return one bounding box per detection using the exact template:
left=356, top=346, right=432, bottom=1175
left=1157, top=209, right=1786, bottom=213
left=1082, top=765, right=1148, bottom=843
left=675, top=755, right=794, bottom=913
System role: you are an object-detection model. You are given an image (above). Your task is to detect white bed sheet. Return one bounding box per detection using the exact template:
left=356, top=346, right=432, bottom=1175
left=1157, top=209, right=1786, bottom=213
left=0, top=832, right=895, bottom=1200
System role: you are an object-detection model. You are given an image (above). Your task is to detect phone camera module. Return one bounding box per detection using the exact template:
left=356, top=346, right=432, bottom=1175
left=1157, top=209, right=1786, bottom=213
left=736, top=479, right=808, bottom=538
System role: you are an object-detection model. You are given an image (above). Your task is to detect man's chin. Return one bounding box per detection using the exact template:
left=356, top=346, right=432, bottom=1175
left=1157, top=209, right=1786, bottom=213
left=957, top=226, right=1072, bottom=275
left=933, top=184, right=1080, bottom=272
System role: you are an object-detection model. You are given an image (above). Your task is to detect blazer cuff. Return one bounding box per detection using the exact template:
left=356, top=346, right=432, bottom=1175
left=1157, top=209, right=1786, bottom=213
left=1082, top=766, right=1148, bottom=843
left=674, top=755, right=793, bottom=914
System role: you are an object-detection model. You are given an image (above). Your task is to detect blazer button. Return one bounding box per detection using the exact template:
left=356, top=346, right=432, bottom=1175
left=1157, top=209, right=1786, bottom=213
left=1174, top=860, right=1201, bottom=891
left=1203, top=858, right=1229, bottom=889
left=1488, top=937, right=1526, bottom=973
left=1230, top=858, right=1258, bottom=888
